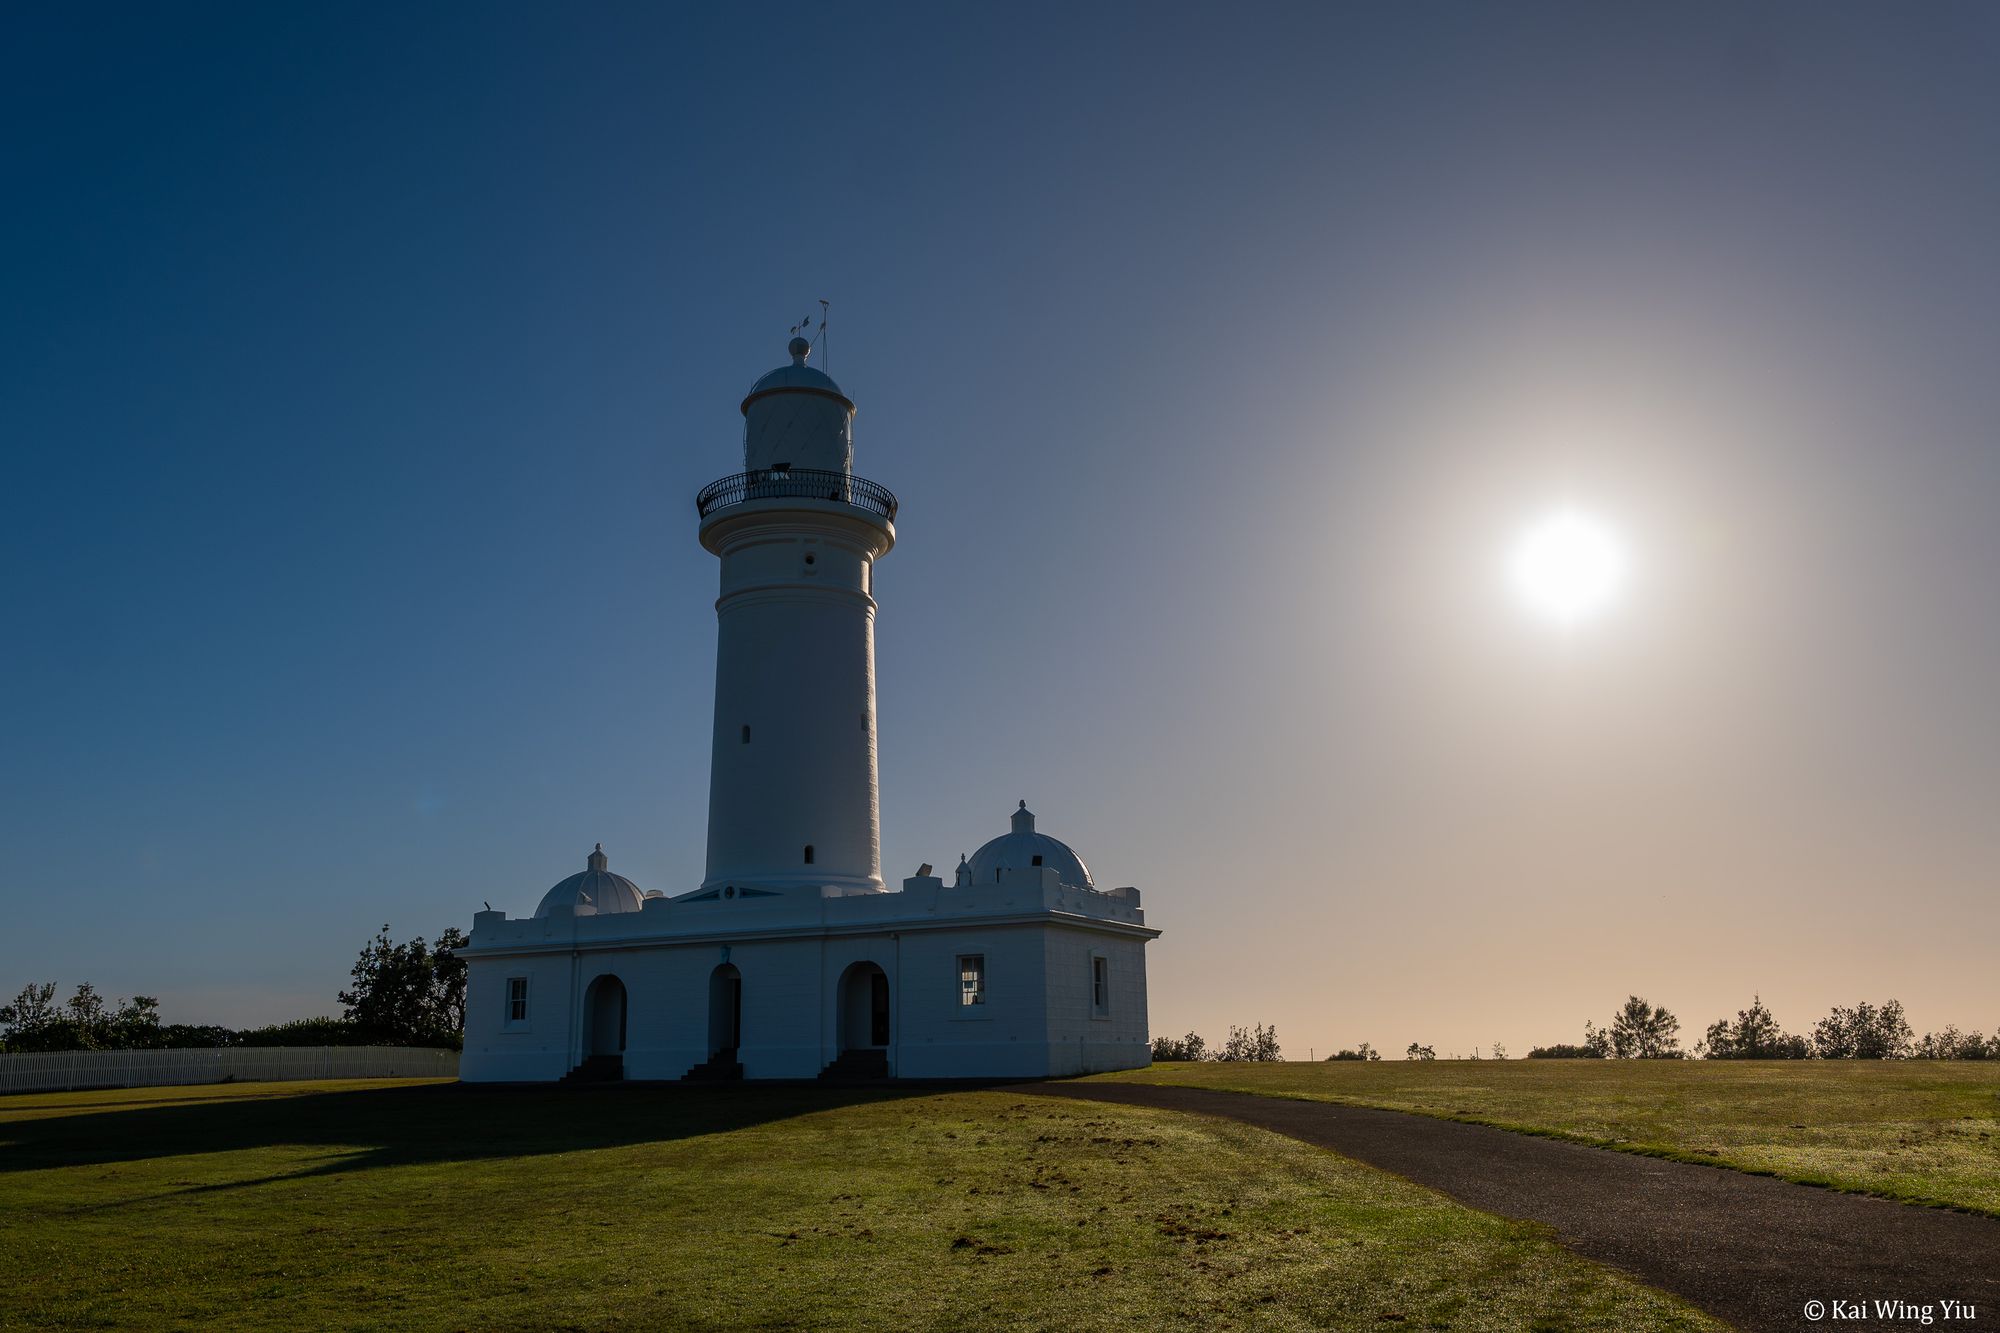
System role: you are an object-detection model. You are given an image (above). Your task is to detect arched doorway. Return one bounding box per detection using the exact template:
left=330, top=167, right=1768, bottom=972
left=585, top=975, right=627, bottom=1057
left=708, top=964, right=742, bottom=1057
left=838, top=961, right=890, bottom=1052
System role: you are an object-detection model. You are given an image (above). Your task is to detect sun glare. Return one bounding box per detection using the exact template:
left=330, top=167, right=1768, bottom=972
left=1507, top=508, right=1629, bottom=627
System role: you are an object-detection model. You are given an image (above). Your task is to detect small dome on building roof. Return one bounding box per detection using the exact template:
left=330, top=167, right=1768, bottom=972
left=965, top=801, right=1094, bottom=889
left=534, top=843, right=646, bottom=918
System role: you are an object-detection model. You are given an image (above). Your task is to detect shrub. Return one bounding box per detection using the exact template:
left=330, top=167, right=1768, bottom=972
left=1912, top=1026, right=1997, bottom=1060
left=155, top=1024, right=241, bottom=1049
left=1150, top=1032, right=1208, bottom=1062
left=1526, top=1043, right=1599, bottom=1059
left=1404, top=1042, right=1436, bottom=1061
left=1216, top=1023, right=1282, bottom=1062
left=235, top=1017, right=381, bottom=1047
left=1326, top=1043, right=1381, bottom=1062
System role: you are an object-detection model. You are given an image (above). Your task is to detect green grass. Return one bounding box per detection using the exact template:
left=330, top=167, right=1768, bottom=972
left=0, top=1079, right=1724, bottom=1332
left=1094, top=1060, right=2000, bottom=1215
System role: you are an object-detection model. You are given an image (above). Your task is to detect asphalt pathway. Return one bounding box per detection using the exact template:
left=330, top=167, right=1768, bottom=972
left=1022, top=1081, right=2000, bottom=1332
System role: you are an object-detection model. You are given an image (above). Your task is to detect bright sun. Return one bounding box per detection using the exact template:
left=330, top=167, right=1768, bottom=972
left=1507, top=508, right=1629, bottom=626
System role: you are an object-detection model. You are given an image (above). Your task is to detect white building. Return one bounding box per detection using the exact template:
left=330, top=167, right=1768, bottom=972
left=459, top=338, right=1158, bottom=1082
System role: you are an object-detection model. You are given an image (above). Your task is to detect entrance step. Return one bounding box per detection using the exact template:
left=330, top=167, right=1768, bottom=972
left=682, top=1050, right=744, bottom=1083
left=819, top=1048, right=889, bottom=1082
left=560, top=1054, right=623, bottom=1084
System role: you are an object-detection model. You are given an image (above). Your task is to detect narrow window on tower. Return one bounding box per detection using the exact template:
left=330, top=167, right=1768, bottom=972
left=958, top=954, right=986, bottom=1006
left=506, top=976, right=529, bottom=1025
left=1092, top=956, right=1109, bottom=1016
left=741, top=724, right=751, bottom=744
left=803, top=845, right=814, bottom=865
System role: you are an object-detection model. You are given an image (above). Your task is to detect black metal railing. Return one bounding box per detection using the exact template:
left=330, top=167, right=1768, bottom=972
left=695, top=467, right=898, bottom=522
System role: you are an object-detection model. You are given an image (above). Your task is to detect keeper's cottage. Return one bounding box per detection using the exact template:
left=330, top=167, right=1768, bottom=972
left=459, top=338, right=1158, bottom=1082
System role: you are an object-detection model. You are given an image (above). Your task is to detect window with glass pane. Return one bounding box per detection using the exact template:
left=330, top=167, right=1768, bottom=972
left=958, top=954, right=985, bottom=1006
left=507, top=976, right=528, bottom=1022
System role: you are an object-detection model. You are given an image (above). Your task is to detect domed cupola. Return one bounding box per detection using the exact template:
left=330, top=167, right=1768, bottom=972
left=740, top=336, right=855, bottom=475
left=964, top=801, right=1095, bottom=889
left=534, top=844, right=646, bottom=918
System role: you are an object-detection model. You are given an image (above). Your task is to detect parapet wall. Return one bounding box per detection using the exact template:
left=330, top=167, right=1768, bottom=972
left=468, top=863, right=1147, bottom=954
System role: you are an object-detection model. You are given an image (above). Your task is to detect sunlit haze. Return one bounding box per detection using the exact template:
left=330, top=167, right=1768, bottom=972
left=3, top=5, right=1998, bottom=1060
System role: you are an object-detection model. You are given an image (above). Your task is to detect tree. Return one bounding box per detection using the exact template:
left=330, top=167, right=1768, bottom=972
left=1697, top=996, right=1811, bottom=1059
left=1527, top=1043, right=1598, bottom=1059
left=1913, top=1027, right=1996, bottom=1060
left=1216, top=1023, right=1281, bottom=1062
left=1326, top=1042, right=1381, bottom=1062
left=0, top=982, right=162, bottom=1053
left=1150, top=1031, right=1208, bottom=1062
left=0, top=982, right=59, bottom=1051
left=338, top=924, right=468, bottom=1047
left=433, top=928, right=469, bottom=1034
left=1599, top=995, right=1682, bottom=1059
left=1812, top=1001, right=1914, bottom=1059
left=1490, top=1041, right=1508, bottom=1060
left=1583, top=1020, right=1612, bottom=1059
left=1405, top=1042, right=1436, bottom=1061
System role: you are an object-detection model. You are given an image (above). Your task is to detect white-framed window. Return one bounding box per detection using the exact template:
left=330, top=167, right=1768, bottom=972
left=505, top=976, right=529, bottom=1026
left=1091, top=955, right=1109, bottom=1016
left=958, top=954, right=986, bottom=1007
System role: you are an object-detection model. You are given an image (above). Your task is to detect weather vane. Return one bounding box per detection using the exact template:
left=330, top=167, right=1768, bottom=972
left=788, top=299, right=831, bottom=371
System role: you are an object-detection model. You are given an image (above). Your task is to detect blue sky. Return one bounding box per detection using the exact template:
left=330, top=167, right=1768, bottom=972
left=4, top=3, right=1998, bottom=1053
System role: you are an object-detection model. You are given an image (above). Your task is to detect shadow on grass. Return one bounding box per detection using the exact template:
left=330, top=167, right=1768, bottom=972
left=0, top=1082, right=972, bottom=1197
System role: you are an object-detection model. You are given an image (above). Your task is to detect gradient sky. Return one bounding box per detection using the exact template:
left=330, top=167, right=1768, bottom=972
left=4, top=3, right=1997, bottom=1057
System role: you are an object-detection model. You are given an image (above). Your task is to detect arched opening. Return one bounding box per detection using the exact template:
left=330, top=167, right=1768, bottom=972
left=584, top=975, right=627, bottom=1057
left=803, top=844, right=815, bottom=865
left=708, top=964, right=742, bottom=1058
left=838, top=961, right=891, bottom=1052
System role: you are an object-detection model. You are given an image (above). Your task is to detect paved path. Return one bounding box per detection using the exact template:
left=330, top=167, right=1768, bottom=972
left=1023, top=1082, right=2000, bottom=1332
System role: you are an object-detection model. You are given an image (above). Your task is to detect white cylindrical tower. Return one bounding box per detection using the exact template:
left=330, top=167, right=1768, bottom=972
left=695, top=337, right=896, bottom=895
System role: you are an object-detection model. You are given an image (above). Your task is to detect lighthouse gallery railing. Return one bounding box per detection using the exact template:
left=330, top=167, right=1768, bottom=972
left=695, top=467, right=898, bottom=522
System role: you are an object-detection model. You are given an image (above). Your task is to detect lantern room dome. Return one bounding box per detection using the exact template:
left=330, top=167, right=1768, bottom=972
left=741, top=337, right=853, bottom=415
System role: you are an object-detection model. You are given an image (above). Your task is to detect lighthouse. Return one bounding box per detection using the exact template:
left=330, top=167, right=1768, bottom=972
left=694, top=337, right=898, bottom=895
left=458, top=332, right=1156, bottom=1084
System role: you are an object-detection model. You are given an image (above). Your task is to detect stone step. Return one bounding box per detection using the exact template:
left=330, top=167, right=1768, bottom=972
left=818, top=1048, right=890, bottom=1081
left=560, top=1054, right=624, bottom=1084
left=682, top=1052, right=745, bottom=1082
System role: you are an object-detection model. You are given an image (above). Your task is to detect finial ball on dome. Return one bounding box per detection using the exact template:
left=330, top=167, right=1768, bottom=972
left=787, top=335, right=811, bottom=364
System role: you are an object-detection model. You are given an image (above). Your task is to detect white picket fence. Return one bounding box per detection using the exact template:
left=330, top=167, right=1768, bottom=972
left=0, top=1046, right=459, bottom=1094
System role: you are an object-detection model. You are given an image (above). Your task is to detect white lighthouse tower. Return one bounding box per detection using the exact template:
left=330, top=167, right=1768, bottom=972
left=458, top=333, right=1157, bottom=1085
left=694, top=337, right=897, bottom=896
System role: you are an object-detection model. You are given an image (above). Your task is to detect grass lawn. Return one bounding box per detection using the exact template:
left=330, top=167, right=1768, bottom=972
left=0, top=1079, right=1723, bottom=1332
left=1094, top=1060, right=2000, bottom=1215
